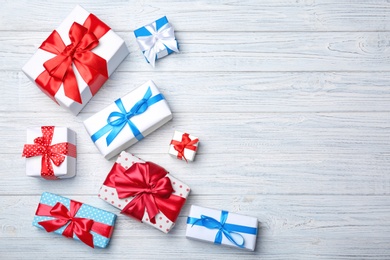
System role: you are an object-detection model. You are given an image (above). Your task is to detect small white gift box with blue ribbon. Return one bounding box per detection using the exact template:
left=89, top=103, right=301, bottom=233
left=186, top=205, right=258, bottom=251
left=83, top=80, right=172, bottom=159
left=134, top=16, right=179, bottom=67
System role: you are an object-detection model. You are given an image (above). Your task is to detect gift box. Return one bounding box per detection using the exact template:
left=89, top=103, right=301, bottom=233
left=98, top=151, right=190, bottom=233
left=33, top=192, right=116, bottom=248
left=22, top=5, right=129, bottom=115
left=186, top=205, right=258, bottom=251
left=84, top=80, right=172, bottom=159
left=169, top=131, right=199, bottom=162
left=22, top=126, right=76, bottom=180
left=134, top=16, right=179, bottom=67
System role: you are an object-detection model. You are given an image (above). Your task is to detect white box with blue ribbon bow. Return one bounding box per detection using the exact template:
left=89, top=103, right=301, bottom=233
left=134, top=16, right=179, bottom=67
left=83, top=80, right=172, bottom=159
left=186, top=205, right=258, bottom=251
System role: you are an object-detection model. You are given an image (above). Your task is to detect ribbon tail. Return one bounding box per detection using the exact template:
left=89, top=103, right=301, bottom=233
left=62, top=65, right=82, bottom=104
left=214, top=230, right=223, bottom=245
left=154, top=194, right=186, bottom=223
left=77, top=232, right=94, bottom=248
left=91, top=124, right=113, bottom=144
left=144, top=49, right=156, bottom=67
left=121, top=195, right=146, bottom=222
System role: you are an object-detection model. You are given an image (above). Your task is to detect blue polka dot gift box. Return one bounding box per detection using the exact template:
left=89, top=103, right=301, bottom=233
left=33, top=192, right=117, bottom=248
left=98, top=151, right=190, bottom=233
left=134, top=16, right=179, bottom=67
left=186, top=205, right=259, bottom=251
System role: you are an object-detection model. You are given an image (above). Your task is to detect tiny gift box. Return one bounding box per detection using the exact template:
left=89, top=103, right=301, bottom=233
left=186, top=205, right=258, bottom=251
left=33, top=192, right=117, bottom=248
left=22, top=5, right=129, bottom=115
left=84, top=80, right=172, bottom=159
left=98, top=151, right=190, bottom=233
left=134, top=16, right=179, bottom=67
left=169, top=131, right=199, bottom=162
left=22, top=126, right=76, bottom=180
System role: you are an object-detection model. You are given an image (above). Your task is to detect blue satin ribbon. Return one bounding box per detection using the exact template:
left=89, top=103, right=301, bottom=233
left=187, top=211, right=257, bottom=248
left=91, top=87, right=164, bottom=146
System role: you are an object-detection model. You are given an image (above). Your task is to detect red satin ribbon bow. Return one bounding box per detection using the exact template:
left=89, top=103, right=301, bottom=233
left=35, top=14, right=110, bottom=104
left=170, top=133, right=198, bottom=162
left=104, top=162, right=186, bottom=224
left=36, top=200, right=114, bottom=248
left=22, top=126, right=76, bottom=180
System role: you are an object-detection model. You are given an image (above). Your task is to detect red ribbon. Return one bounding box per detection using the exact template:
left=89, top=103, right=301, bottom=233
left=103, top=162, right=186, bottom=224
left=170, top=133, right=198, bottom=162
left=35, top=14, right=110, bottom=104
left=22, top=126, right=77, bottom=180
left=35, top=200, right=114, bottom=248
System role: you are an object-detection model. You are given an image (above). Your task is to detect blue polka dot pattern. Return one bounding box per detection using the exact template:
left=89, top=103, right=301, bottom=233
left=32, top=192, right=117, bottom=248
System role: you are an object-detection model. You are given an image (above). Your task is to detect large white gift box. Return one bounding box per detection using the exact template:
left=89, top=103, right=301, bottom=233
left=22, top=5, right=129, bottom=115
left=84, top=80, right=172, bottom=159
left=186, top=205, right=258, bottom=251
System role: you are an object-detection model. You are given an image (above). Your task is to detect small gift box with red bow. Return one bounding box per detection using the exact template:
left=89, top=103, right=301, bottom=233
left=186, top=205, right=258, bottom=251
left=98, top=151, right=190, bottom=233
left=22, top=5, right=129, bottom=115
left=33, top=192, right=116, bottom=248
left=22, top=126, right=76, bottom=180
left=84, top=80, right=172, bottom=159
left=134, top=16, right=179, bottom=67
left=169, top=131, right=199, bottom=162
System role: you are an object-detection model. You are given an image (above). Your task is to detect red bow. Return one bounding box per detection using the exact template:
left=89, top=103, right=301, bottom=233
left=170, top=133, right=198, bottom=162
left=35, top=14, right=110, bottom=104
left=22, top=126, right=76, bottom=180
left=36, top=200, right=114, bottom=248
left=104, top=162, right=186, bottom=224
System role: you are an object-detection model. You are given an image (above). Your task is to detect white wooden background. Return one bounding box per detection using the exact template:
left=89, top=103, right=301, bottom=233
left=1, top=0, right=390, bottom=259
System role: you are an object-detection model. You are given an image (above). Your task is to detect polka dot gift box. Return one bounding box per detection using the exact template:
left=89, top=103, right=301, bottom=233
left=33, top=192, right=117, bottom=248
left=22, top=126, right=76, bottom=180
left=98, top=151, right=190, bottom=233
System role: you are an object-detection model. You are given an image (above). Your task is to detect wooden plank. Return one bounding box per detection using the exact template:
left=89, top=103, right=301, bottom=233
left=3, top=71, right=390, bottom=113
left=2, top=111, right=389, bottom=155
left=3, top=31, right=390, bottom=72
left=1, top=195, right=389, bottom=259
left=3, top=152, right=390, bottom=196
left=2, top=0, right=390, bottom=32
left=3, top=111, right=389, bottom=196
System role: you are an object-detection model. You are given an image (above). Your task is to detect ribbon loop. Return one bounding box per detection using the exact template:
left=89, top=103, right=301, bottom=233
left=91, top=87, right=165, bottom=146
left=136, top=21, right=179, bottom=67
left=35, top=14, right=110, bottom=104
left=103, top=162, right=186, bottom=224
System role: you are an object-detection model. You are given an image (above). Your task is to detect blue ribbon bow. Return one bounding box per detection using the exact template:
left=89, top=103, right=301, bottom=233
left=91, top=87, right=164, bottom=146
left=187, top=211, right=257, bottom=248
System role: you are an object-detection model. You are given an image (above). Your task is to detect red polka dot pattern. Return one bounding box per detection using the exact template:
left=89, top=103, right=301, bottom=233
left=22, top=126, right=77, bottom=180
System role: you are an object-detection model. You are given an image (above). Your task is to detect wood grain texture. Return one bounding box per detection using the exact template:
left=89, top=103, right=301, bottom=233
left=1, top=0, right=390, bottom=259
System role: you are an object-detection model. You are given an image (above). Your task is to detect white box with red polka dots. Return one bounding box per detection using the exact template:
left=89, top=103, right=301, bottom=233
left=98, top=151, right=190, bottom=233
